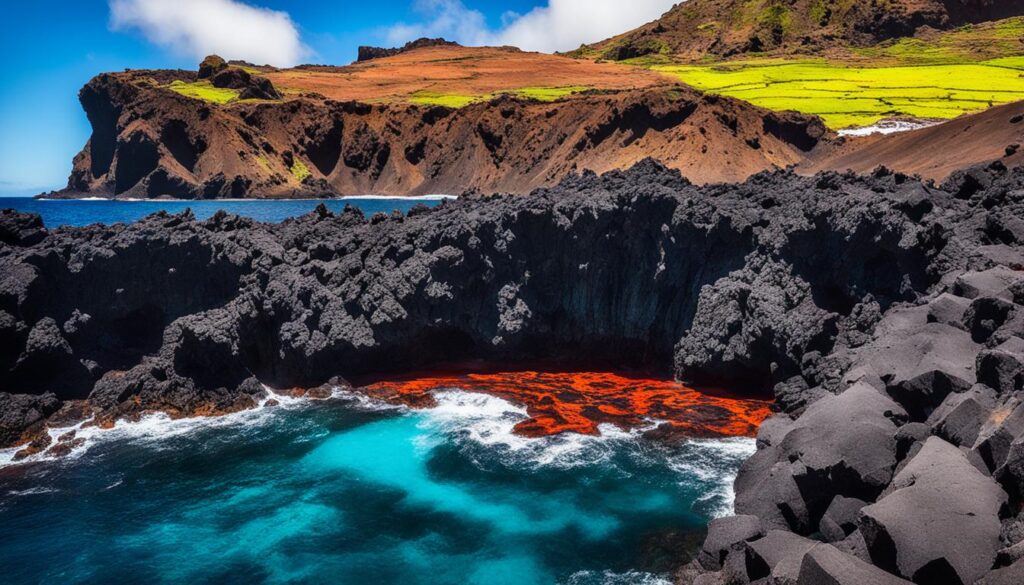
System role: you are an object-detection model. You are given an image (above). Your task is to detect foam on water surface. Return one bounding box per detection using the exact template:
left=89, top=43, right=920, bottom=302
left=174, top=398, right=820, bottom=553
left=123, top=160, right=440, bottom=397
left=0, top=373, right=765, bottom=584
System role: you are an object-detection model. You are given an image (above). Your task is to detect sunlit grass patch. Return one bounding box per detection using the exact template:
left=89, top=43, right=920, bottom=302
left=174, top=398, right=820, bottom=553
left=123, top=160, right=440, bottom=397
left=408, top=91, right=480, bottom=108
left=255, top=154, right=272, bottom=173
left=408, top=86, right=591, bottom=108
left=290, top=159, right=311, bottom=182
left=166, top=80, right=240, bottom=104
left=510, top=86, right=590, bottom=101
left=654, top=59, right=1024, bottom=129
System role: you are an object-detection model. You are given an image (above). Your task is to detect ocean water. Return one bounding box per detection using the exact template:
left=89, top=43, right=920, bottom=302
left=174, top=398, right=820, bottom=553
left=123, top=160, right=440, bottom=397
left=0, top=196, right=451, bottom=228
left=0, top=390, right=755, bottom=585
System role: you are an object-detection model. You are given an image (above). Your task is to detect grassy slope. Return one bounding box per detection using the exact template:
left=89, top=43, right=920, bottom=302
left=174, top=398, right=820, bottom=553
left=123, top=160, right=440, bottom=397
left=408, top=86, right=593, bottom=108
left=167, top=80, right=241, bottom=104
left=621, top=17, right=1024, bottom=129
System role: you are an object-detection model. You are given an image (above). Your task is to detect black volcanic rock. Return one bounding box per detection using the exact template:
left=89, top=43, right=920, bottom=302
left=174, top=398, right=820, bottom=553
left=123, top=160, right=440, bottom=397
left=0, top=209, right=47, bottom=246
left=0, top=392, right=59, bottom=447
left=210, top=67, right=281, bottom=100
left=927, top=383, right=997, bottom=446
left=797, top=544, right=914, bottom=585
left=860, top=437, right=1006, bottom=585
left=2, top=160, right=1024, bottom=583
left=698, top=515, right=764, bottom=570
left=818, top=496, right=867, bottom=543
left=356, top=38, right=460, bottom=62
left=198, top=55, right=228, bottom=79
left=734, top=383, right=907, bottom=532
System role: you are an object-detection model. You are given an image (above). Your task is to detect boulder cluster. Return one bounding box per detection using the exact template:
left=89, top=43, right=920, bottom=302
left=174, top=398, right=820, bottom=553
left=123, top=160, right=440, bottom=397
left=198, top=54, right=280, bottom=101
left=2, top=160, right=1024, bottom=583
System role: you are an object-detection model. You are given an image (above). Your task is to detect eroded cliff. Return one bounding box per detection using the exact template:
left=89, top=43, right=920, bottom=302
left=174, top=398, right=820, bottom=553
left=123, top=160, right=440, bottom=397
left=54, top=69, right=826, bottom=199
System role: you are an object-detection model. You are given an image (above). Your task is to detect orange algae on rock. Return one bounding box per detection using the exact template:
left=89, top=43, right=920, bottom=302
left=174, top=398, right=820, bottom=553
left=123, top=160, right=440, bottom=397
left=361, top=370, right=772, bottom=439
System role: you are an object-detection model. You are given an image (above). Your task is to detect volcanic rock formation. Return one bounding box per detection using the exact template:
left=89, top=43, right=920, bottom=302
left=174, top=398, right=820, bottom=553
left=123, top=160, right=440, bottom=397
left=52, top=67, right=825, bottom=199
left=356, top=38, right=460, bottom=62
left=5, top=160, right=1024, bottom=583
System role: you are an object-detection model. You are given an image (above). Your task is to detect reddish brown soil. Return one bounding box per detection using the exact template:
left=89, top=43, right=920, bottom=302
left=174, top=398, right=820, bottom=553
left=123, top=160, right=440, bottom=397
left=801, top=101, right=1024, bottom=182
left=59, top=66, right=827, bottom=199
left=360, top=369, right=773, bottom=439
left=266, top=46, right=669, bottom=103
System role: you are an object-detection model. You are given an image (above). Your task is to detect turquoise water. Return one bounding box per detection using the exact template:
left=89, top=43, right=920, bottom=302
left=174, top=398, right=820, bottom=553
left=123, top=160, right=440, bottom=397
left=0, top=391, right=753, bottom=585
left=0, top=196, right=448, bottom=227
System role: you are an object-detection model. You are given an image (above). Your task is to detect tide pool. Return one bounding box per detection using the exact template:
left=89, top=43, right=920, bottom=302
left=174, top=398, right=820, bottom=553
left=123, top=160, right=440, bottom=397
left=0, top=391, right=754, bottom=585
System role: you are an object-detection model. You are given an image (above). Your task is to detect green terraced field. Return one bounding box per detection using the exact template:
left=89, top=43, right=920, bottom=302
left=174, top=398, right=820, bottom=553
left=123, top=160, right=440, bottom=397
left=654, top=57, right=1024, bottom=129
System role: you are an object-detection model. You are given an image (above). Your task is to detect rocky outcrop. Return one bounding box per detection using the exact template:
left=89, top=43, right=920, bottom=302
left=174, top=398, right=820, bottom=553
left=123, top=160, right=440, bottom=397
left=356, top=38, right=460, bottom=62
left=681, top=163, right=1024, bottom=584
left=4, top=159, right=1024, bottom=583
left=51, top=68, right=826, bottom=199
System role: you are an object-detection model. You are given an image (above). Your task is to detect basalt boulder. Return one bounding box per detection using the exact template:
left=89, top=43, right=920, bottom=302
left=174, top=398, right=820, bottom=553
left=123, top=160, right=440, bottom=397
left=698, top=515, right=765, bottom=571
left=860, top=437, right=1006, bottom=585
left=734, top=383, right=907, bottom=533
left=797, top=544, right=914, bottom=585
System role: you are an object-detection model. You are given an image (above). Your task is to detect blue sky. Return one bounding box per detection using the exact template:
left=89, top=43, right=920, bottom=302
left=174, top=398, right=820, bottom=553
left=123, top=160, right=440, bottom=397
left=0, top=0, right=676, bottom=196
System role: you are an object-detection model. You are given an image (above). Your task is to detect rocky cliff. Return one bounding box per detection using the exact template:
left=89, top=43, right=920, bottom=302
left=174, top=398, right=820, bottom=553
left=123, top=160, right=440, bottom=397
left=52, top=69, right=826, bottom=199
left=5, top=160, right=1024, bottom=583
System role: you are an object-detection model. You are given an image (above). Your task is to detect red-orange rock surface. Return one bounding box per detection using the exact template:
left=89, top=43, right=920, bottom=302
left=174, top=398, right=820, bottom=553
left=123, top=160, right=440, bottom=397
left=362, top=369, right=772, bottom=439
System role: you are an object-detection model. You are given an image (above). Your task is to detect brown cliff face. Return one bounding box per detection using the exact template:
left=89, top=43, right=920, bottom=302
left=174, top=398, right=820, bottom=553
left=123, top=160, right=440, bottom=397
left=57, top=70, right=827, bottom=199
left=801, top=101, right=1024, bottom=182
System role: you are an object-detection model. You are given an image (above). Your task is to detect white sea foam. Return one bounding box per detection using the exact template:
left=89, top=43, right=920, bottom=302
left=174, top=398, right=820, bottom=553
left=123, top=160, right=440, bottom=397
left=6, top=487, right=59, bottom=497
left=838, top=119, right=941, bottom=137
left=418, top=389, right=756, bottom=507
left=668, top=437, right=757, bottom=518
left=564, top=569, right=672, bottom=585
left=0, top=386, right=756, bottom=522
left=418, top=390, right=651, bottom=470
left=0, top=386, right=366, bottom=470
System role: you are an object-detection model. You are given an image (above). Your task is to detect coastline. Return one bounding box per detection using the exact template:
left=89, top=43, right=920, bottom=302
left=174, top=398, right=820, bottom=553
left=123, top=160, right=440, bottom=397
left=3, top=159, right=1024, bottom=584
left=30, top=194, right=459, bottom=202
left=0, top=366, right=770, bottom=469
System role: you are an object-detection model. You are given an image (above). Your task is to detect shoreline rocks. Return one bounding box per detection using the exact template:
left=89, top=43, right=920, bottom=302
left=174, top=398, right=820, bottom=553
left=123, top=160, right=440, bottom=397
left=3, top=159, right=1024, bottom=583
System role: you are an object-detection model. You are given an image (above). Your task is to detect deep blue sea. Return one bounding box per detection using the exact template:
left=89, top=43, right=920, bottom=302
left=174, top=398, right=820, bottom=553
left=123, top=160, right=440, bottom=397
left=0, top=391, right=753, bottom=584
left=0, top=196, right=450, bottom=228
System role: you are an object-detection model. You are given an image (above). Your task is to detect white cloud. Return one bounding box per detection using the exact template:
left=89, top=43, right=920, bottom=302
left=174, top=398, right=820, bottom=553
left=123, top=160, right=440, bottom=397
left=109, top=0, right=307, bottom=67
left=386, top=0, right=679, bottom=53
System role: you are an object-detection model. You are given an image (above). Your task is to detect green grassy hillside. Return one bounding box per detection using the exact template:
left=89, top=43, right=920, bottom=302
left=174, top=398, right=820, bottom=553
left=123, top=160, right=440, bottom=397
left=657, top=57, right=1024, bottom=128
left=635, top=18, right=1024, bottom=129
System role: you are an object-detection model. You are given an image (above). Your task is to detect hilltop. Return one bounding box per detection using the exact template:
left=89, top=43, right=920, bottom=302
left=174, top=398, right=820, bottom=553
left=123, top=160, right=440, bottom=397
left=568, top=1, right=1024, bottom=131
left=262, top=44, right=666, bottom=106
left=41, top=3, right=1024, bottom=199
left=575, top=0, right=1024, bottom=61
